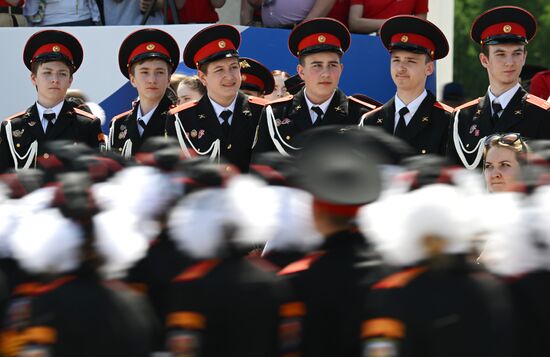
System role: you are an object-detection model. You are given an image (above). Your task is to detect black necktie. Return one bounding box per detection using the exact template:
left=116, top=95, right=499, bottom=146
left=138, top=118, right=147, bottom=136
left=311, top=106, right=324, bottom=124
left=220, top=110, right=232, bottom=139
left=43, top=112, right=56, bottom=135
left=491, top=100, right=502, bottom=128
left=394, top=106, right=409, bottom=139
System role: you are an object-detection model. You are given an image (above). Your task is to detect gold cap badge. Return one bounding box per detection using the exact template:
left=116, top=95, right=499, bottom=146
left=240, top=60, right=250, bottom=69
left=218, top=40, right=226, bottom=49
left=400, top=35, right=409, bottom=43
left=503, top=25, right=512, bottom=33
left=318, top=35, right=326, bottom=43
left=146, top=43, right=155, bottom=51
left=52, top=45, right=60, bottom=52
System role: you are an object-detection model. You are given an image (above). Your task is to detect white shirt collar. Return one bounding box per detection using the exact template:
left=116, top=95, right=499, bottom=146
left=136, top=103, right=159, bottom=135
left=488, top=83, right=521, bottom=112
left=208, top=94, right=238, bottom=125
left=394, top=90, right=427, bottom=128
left=304, top=88, right=335, bottom=124
left=36, top=100, right=64, bottom=131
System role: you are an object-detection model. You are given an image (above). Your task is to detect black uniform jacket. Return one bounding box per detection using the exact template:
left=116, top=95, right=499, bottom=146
left=6, top=273, right=158, bottom=357
left=447, top=87, right=550, bottom=167
left=362, top=91, right=452, bottom=156
left=0, top=101, right=104, bottom=171
left=109, top=94, right=174, bottom=156
left=279, top=229, right=383, bottom=357
left=166, top=92, right=266, bottom=172
left=253, top=87, right=376, bottom=155
left=166, top=254, right=300, bottom=357
left=362, top=255, right=516, bottom=357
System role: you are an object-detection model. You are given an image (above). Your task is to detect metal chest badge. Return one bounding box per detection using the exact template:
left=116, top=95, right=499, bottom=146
left=12, top=129, right=24, bottom=138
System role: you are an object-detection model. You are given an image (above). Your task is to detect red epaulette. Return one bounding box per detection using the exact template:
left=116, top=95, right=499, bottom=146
left=248, top=95, right=269, bottom=106
left=172, top=259, right=220, bottom=282
left=526, top=94, right=550, bottom=111
left=267, top=95, right=293, bottom=106
left=277, top=251, right=325, bottom=276
left=111, top=109, right=132, bottom=123
left=433, top=101, right=454, bottom=113
left=348, top=96, right=377, bottom=110
left=168, top=100, right=199, bottom=115
left=455, top=98, right=481, bottom=111
left=4, top=111, right=26, bottom=122
left=372, top=267, right=426, bottom=289
left=73, top=107, right=96, bottom=120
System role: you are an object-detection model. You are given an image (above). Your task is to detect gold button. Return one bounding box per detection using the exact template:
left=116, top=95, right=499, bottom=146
left=118, top=148, right=122, bottom=151
left=227, top=144, right=232, bottom=150
left=421, top=149, right=426, bottom=154
left=286, top=136, right=291, bottom=140
left=16, top=143, right=20, bottom=148
left=43, top=153, right=49, bottom=159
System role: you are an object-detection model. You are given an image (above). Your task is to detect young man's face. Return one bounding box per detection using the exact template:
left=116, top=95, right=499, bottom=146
left=129, top=59, right=171, bottom=103
left=390, top=50, right=433, bottom=93
left=198, top=57, right=241, bottom=104
left=297, top=52, right=343, bottom=103
left=31, top=61, right=73, bottom=107
left=479, top=43, right=527, bottom=89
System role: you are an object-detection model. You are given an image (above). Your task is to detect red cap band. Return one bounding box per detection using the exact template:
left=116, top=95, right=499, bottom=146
left=390, top=33, right=435, bottom=58
left=241, top=73, right=265, bottom=91
left=313, top=199, right=360, bottom=217
left=128, top=42, right=170, bottom=66
left=480, top=22, right=526, bottom=43
left=193, top=38, right=236, bottom=67
left=33, top=43, right=73, bottom=63
left=298, top=33, right=341, bottom=54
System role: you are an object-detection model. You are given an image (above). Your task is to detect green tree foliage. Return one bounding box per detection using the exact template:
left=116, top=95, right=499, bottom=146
left=454, top=0, right=550, bottom=99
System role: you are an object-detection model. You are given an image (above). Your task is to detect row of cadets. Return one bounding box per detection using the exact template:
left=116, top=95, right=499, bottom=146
left=0, top=30, right=104, bottom=172
left=252, top=17, right=377, bottom=156
left=108, top=28, right=180, bottom=158
left=166, top=24, right=267, bottom=172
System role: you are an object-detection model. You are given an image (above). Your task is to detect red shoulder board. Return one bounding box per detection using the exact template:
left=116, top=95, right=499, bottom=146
left=348, top=96, right=377, bottom=110
left=111, top=109, right=132, bottom=123
left=268, top=95, right=294, bottom=105
left=373, top=267, right=426, bottom=289
left=433, top=101, right=454, bottom=113
left=248, top=96, right=268, bottom=106
left=455, top=98, right=481, bottom=111
left=278, top=251, right=325, bottom=276
left=527, top=94, right=550, bottom=111
left=74, top=107, right=96, bottom=120
left=4, top=111, right=26, bottom=121
left=172, top=259, right=220, bottom=282
left=33, top=276, right=76, bottom=296
left=168, top=100, right=199, bottom=115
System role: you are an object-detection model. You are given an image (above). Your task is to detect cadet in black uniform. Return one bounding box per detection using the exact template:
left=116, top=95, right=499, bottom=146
left=361, top=16, right=452, bottom=156
left=0, top=30, right=104, bottom=172
left=239, top=57, right=275, bottom=98
left=448, top=6, right=550, bottom=169
left=165, top=24, right=266, bottom=172
left=278, top=127, right=385, bottom=357
left=360, top=184, right=515, bottom=357
left=108, top=28, right=180, bottom=157
left=253, top=17, right=377, bottom=156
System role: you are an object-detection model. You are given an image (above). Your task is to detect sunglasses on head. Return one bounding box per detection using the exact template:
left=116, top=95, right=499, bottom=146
left=484, top=133, right=525, bottom=148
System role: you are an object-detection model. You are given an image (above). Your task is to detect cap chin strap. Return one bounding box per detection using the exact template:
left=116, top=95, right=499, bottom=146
left=173, top=116, right=220, bottom=162
left=5, top=121, right=38, bottom=170
left=452, top=108, right=486, bottom=170
left=265, top=105, right=301, bottom=156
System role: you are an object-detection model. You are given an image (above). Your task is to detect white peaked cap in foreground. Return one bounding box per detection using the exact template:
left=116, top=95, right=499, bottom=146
left=169, top=175, right=279, bottom=259
left=358, top=184, right=476, bottom=267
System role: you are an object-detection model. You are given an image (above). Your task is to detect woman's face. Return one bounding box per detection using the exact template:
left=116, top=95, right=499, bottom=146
left=264, top=73, right=289, bottom=101
left=177, top=84, right=203, bottom=105
left=484, top=146, right=522, bottom=192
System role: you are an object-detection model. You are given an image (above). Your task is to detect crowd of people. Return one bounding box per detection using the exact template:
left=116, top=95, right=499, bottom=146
left=0, top=2, right=550, bottom=356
